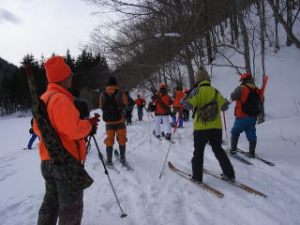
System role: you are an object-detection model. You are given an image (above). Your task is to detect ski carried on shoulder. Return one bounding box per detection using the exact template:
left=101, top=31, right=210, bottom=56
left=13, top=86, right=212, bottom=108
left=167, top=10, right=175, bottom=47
left=168, top=161, right=224, bottom=198
left=203, top=168, right=267, bottom=198
left=236, top=148, right=275, bottom=166
left=114, top=149, right=134, bottom=171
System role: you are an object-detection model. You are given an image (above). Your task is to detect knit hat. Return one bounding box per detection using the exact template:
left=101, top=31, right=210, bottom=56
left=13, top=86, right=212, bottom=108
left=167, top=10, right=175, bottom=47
left=195, top=66, right=210, bottom=83
left=159, top=83, right=167, bottom=93
left=44, top=56, right=72, bottom=83
left=107, top=76, right=117, bottom=86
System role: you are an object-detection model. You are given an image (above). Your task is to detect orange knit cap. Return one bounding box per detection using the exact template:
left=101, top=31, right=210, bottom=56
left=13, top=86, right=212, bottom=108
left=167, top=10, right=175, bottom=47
left=44, top=56, right=72, bottom=83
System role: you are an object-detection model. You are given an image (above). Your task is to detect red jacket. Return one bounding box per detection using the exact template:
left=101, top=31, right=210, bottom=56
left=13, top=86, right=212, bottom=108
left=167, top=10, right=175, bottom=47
left=135, top=97, right=146, bottom=106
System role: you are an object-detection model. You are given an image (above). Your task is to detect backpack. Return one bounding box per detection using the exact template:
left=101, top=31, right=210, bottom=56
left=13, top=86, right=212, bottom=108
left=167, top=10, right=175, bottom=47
left=102, top=90, right=123, bottom=122
left=195, top=85, right=219, bottom=123
left=241, top=85, right=263, bottom=117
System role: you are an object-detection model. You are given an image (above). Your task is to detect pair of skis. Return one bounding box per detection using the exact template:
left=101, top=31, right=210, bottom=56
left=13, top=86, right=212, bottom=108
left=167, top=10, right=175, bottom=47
left=168, top=161, right=267, bottom=199
left=236, top=148, right=275, bottom=166
left=112, top=149, right=134, bottom=171
left=228, top=148, right=275, bottom=166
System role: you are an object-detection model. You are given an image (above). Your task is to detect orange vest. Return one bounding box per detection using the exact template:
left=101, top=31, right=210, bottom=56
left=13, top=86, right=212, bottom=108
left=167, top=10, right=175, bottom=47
left=154, top=93, right=172, bottom=115
left=33, top=83, right=91, bottom=161
left=173, top=90, right=185, bottom=107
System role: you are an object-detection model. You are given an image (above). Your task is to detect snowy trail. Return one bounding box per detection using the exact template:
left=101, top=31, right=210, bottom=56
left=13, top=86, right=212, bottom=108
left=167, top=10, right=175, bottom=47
left=1, top=113, right=300, bottom=225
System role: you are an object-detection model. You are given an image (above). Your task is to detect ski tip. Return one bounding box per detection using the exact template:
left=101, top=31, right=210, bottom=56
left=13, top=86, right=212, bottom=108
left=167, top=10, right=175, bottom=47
left=168, top=161, right=174, bottom=169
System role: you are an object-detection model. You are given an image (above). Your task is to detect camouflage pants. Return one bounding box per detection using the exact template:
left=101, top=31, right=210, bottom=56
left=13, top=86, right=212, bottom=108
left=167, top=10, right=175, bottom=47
left=38, top=160, right=83, bottom=225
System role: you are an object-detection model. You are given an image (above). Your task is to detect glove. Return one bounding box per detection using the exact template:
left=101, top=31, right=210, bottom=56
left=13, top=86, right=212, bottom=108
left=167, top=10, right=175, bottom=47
left=29, top=128, right=34, bottom=134
left=88, top=114, right=100, bottom=136
left=221, top=100, right=230, bottom=111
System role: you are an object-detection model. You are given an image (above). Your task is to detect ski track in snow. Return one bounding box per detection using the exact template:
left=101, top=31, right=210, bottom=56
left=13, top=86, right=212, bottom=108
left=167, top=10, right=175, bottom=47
left=1, top=112, right=300, bottom=225
left=1, top=43, right=300, bottom=224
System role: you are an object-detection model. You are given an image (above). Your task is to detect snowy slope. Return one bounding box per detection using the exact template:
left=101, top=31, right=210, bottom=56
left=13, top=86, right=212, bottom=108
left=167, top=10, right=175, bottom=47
left=1, top=46, right=300, bottom=225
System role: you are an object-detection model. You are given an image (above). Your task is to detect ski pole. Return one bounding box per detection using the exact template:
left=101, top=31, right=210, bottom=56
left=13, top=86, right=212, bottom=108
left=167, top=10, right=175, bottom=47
left=158, top=111, right=182, bottom=179
left=145, top=110, right=152, bottom=143
left=158, top=139, right=173, bottom=179
left=222, top=111, right=230, bottom=150
left=86, top=135, right=92, bottom=156
left=91, top=135, right=127, bottom=218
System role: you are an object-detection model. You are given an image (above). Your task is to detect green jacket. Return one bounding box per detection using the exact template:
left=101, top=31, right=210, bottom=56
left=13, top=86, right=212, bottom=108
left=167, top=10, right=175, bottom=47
left=187, top=80, right=226, bottom=130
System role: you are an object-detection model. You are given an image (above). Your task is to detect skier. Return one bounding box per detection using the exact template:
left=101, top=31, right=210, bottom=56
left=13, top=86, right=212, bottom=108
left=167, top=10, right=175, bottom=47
left=125, top=91, right=135, bottom=125
left=33, top=56, right=100, bottom=225
left=26, top=117, right=37, bottom=150
left=151, top=83, right=173, bottom=140
left=99, top=76, right=128, bottom=165
left=182, top=88, right=190, bottom=121
left=69, top=87, right=90, bottom=119
left=135, top=94, right=146, bottom=121
left=181, top=66, right=235, bottom=183
left=226, top=72, right=268, bottom=158
left=172, top=84, right=185, bottom=128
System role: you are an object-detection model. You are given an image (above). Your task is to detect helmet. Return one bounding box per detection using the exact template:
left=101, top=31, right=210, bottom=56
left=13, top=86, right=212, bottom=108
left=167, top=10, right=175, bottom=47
left=159, top=83, right=166, bottom=89
left=183, top=88, right=189, bottom=93
left=240, top=72, right=252, bottom=81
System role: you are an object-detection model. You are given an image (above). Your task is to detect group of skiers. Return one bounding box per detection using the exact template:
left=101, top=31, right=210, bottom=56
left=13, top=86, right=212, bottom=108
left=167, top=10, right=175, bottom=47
left=31, top=55, right=267, bottom=224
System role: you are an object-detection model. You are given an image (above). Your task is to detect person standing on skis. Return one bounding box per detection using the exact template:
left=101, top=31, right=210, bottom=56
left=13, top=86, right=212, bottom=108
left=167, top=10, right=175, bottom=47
left=181, top=66, right=235, bottom=183
left=99, top=76, right=128, bottom=165
left=151, top=83, right=173, bottom=140
left=227, top=72, right=268, bottom=158
left=135, top=94, right=146, bottom=121
left=125, top=91, right=135, bottom=125
left=172, top=84, right=185, bottom=128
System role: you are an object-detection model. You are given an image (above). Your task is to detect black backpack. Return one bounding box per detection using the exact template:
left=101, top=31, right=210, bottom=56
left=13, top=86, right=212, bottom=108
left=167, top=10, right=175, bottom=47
left=241, top=85, right=263, bottom=116
left=102, top=91, right=123, bottom=122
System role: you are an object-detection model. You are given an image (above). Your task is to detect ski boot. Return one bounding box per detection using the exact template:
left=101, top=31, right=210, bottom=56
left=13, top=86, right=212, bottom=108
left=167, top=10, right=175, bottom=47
left=229, top=136, right=238, bottom=155
left=106, top=146, right=113, bottom=167
left=221, top=174, right=235, bottom=183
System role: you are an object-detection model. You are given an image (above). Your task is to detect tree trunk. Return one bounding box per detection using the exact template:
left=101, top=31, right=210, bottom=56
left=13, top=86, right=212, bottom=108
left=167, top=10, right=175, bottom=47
left=184, top=47, right=195, bottom=88
left=286, top=0, right=293, bottom=46
left=205, top=32, right=213, bottom=64
left=238, top=13, right=251, bottom=73
left=267, top=0, right=300, bottom=48
left=274, top=0, right=280, bottom=52
left=258, top=0, right=266, bottom=75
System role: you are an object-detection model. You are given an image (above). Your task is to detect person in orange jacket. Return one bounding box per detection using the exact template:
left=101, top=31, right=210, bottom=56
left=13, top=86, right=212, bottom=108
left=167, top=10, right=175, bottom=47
left=226, top=72, right=268, bottom=158
left=172, top=84, right=185, bottom=128
left=151, top=83, right=173, bottom=140
left=33, top=56, right=100, bottom=225
left=99, top=76, right=128, bottom=165
left=135, top=94, right=146, bottom=121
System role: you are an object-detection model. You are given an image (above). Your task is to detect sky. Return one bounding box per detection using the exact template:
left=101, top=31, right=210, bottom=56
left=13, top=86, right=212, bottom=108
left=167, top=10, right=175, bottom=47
left=0, top=0, right=102, bottom=66
left=0, top=44, right=300, bottom=225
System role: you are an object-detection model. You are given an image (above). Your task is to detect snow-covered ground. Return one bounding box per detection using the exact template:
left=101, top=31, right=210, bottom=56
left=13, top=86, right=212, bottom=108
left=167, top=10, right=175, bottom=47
left=1, top=46, right=300, bottom=225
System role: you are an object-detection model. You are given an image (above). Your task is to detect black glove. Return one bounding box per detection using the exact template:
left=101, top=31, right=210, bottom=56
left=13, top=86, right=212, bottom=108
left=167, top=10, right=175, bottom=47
left=221, top=100, right=230, bottom=111
left=29, top=128, right=34, bottom=134
left=90, top=125, right=97, bottom=136
left=88, top=113, right=100, bottom=136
